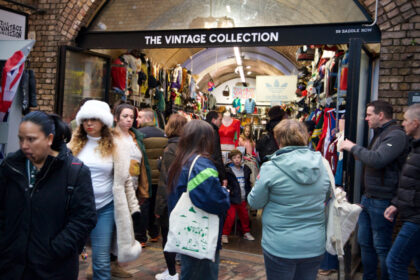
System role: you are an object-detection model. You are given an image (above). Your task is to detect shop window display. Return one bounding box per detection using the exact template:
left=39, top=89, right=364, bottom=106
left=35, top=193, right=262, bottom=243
left=60, top=48, right=109, bottom=123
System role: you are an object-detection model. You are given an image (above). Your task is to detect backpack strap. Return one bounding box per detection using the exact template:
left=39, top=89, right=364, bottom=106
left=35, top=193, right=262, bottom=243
left=65, top=158, right=83, bottom=213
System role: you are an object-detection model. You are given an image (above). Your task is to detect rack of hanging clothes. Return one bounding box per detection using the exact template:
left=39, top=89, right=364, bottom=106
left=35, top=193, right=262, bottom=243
left=306, top=106, right=345, bottom=186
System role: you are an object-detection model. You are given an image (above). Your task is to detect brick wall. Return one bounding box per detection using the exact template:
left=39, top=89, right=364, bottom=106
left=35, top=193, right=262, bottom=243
left=0, top=0, right=105, bottom=113
left=362, top=0, right=420, bottom=119
left=0, top=0, right=419, bottom=117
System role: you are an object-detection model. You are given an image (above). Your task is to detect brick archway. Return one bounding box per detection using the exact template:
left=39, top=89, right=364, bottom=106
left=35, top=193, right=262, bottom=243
left=58, top=0, right=106, bottom=43
left=362, top=0, right=420, bottom=118
left=0, top=0, right=418, bottom=114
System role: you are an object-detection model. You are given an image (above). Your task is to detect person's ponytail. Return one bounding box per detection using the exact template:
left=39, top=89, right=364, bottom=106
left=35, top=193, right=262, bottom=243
left=49, top=114, right=71, bottom=151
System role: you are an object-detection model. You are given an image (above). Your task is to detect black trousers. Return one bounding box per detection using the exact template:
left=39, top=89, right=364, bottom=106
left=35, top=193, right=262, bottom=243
left=135, top=184, right=159, bottom=242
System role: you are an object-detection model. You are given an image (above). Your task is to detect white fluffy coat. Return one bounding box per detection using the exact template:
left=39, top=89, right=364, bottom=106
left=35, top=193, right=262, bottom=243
left=112, top=137, right=142, bottom=262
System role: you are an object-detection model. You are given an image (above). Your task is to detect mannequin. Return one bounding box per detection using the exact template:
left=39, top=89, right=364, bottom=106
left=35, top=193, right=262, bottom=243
left=219, top=111, right=241, bottom=151
left=222, top=111, right=233, bottom=127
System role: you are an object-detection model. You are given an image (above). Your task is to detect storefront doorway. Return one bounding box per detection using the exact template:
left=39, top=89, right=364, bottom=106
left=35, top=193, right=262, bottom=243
left=56, top=0, right=381, bottom=277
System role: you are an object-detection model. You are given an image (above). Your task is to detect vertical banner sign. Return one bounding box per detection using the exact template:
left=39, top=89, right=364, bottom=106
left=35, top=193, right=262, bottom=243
left=256, top=75, right=297, bottom=102
left=0, top=8, right=26, bottom=40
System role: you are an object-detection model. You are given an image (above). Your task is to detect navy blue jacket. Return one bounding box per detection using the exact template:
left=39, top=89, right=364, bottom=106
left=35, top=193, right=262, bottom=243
left=169, top=155, right=230, bottom=250
left=225, top=163, right=252, bottom=205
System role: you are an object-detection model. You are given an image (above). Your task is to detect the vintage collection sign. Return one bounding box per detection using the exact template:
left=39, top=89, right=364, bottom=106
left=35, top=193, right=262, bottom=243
left=77, top=24, right=381, bottom=49
left=0, top=7, right=26, bottom=40
left=145, top=32, right=279, bottom=46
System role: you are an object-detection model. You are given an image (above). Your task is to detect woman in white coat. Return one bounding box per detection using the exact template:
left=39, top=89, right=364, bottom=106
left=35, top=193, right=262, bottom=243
left=68, top=100, right=141, bottom=280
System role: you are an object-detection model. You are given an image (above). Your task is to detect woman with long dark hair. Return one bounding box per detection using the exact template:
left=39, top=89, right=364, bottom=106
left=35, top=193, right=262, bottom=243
left=0, top=111, right=97, bottom=280
left=167, top=120, right=230, bottom=280
left=155, top=113, right=188, bottom=280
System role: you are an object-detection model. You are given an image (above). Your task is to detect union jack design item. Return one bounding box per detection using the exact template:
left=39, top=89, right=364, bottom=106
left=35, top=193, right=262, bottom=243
left=0, top=50, right=26, bottom=116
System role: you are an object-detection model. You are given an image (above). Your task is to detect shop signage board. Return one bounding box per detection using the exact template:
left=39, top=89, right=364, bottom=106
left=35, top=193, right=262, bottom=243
left=0, top=6, right=27, bottom=40
left=408, top=92, right=420, bottom=105
left=233, top=86, right=255, bottom=99
left=256, top=75, right=297, bottom=102
left=77, top=23, right=381, bottom=49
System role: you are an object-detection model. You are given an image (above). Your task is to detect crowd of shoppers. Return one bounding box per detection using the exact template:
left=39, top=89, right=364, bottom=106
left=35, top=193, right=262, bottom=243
left=1, top=100, right=420, bottom=280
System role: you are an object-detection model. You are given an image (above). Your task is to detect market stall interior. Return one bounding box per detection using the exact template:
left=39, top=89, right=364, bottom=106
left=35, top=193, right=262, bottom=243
left=56, top=42, right=379, bottom=255
left=55, top=0, right=382, bottom=258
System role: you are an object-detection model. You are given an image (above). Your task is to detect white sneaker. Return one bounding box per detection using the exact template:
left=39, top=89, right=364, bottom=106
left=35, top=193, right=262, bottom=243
left=222, top=235, right=229, bottom=244
left=243, top=232, right=255, bottom=241
left=163, top=273, right=179, bottom=280
left=155, top=269, right=169, bottom=280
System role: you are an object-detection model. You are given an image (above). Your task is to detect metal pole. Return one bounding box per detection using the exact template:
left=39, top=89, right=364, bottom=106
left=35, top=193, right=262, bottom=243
left=343, top=37, right=363, bottom=280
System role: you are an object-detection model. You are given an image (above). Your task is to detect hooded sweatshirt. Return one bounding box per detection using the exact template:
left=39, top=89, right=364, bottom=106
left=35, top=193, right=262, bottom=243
left=248, top=146, right=330, bottom=259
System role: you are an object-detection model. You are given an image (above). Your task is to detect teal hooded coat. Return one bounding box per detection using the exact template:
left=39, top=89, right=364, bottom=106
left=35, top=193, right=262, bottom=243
left=248, top=146, right=330, bottom=259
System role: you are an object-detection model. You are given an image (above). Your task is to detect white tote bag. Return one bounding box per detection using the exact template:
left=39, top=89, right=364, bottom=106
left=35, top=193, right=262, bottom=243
left=322, top=158, right=362, bottom=256
left=164, top=155, right=220, bottom=261
left=322, top=158, right=362, bottom=280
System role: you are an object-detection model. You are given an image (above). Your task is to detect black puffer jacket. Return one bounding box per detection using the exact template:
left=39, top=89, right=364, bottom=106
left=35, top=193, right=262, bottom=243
left=225, top=164, right=252, bottom=204
left=351, top=120, right=409, bottom=200
left=0, top=144, right=97, bottom=280
left=155, top=137, right=179, bottom=227
left=392, top=138, right=420, bottom=224
left=256, top=119, right=280, bottom=163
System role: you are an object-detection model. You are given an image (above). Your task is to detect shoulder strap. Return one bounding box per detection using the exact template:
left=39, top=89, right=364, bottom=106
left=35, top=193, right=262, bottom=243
left=322, top=157, right=336, bottom=199
left=187, top=155, right=201, bottom=191
left=65, top=158, right=83, bottom=213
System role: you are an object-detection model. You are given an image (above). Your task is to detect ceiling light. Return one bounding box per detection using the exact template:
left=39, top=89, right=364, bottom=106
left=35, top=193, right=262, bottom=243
left=247, top=71, right=252, bottom=75
left=226, top=5, right=231, bottom=13
left=246, top=65, right=251, bottom=69
left=233, top=47, right=242, bottom=66
left=238, top=66, right=246, bottom=83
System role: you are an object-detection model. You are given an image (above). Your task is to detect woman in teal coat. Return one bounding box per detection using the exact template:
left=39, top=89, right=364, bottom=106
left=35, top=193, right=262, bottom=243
left=248, top=119, right=330, bottom=280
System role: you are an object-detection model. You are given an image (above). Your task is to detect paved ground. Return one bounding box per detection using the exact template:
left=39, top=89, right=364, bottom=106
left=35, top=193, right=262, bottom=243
left=77, top=242, right=357, bottom=280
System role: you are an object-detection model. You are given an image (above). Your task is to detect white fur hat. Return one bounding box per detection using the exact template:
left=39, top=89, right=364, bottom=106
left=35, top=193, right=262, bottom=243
left=75, top=100, right=114, bottom=127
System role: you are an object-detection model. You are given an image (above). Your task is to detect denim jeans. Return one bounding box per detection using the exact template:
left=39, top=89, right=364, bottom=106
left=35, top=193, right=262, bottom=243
left=180, top=250, right=220, bottom=280
left=386, top=222, right=420, bottom=280
left=90, top=201, right=115, bottom=280
left=320, top=251, right=338, bottom=270
left=358, top=195, right=395, bottom=280
left=263, top=249, right=323, bottom=280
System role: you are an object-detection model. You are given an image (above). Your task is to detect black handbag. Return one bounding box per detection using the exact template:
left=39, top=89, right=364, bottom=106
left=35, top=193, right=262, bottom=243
left=222, top=85, right=230, bottom=96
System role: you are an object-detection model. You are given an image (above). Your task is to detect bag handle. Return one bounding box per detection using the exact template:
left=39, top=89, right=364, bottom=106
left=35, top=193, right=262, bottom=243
left=322, top=157, right=346, bottom=280
left=187, top=155, right=201, bottom=192
left=321, top=157, right=336, bottom=199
